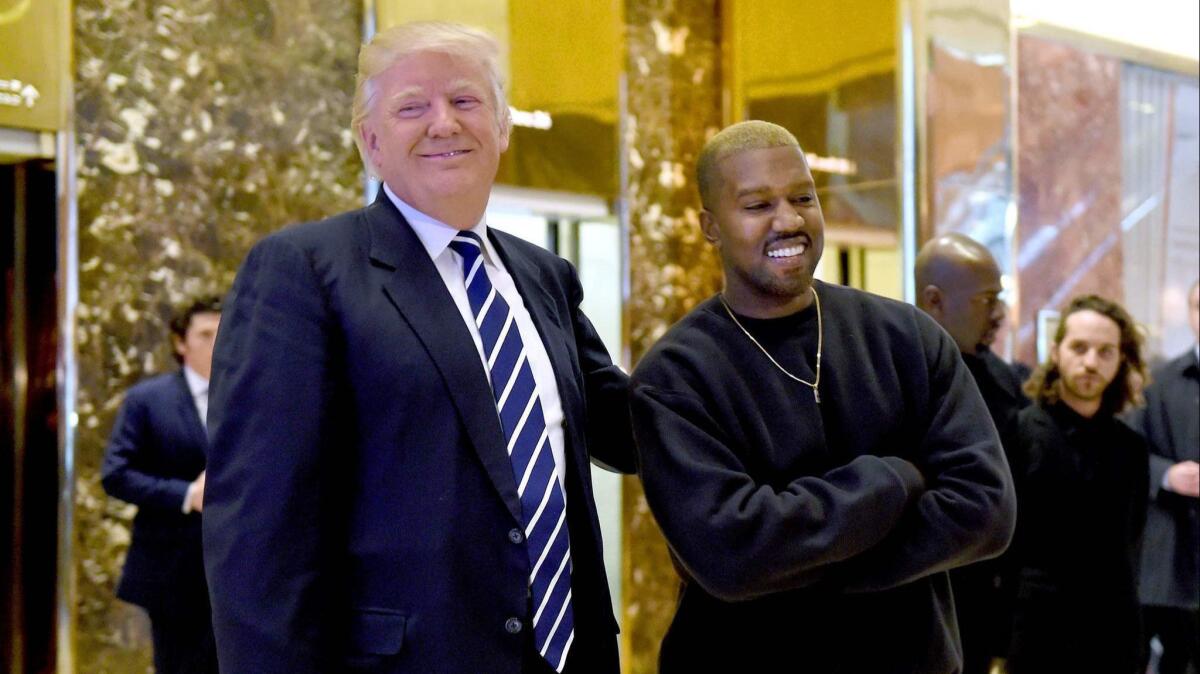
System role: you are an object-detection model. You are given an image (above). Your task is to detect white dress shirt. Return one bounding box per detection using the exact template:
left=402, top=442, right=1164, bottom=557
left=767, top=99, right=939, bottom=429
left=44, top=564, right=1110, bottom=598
left=181, top=365, right=209, bottom=513
left=183, top=365, right=209, bottom=429
left=383, top=184, right=569, bottom=495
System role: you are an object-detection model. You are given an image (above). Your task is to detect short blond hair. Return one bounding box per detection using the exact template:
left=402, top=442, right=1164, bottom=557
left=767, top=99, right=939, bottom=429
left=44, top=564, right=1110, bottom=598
left=351, top=21, right=511, bottom=177
left=696, top=120, right=802, bottom=210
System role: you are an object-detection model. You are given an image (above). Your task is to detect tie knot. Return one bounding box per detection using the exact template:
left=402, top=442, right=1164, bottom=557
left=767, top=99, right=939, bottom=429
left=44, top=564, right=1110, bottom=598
left=448, top=231, right=484, bottom=265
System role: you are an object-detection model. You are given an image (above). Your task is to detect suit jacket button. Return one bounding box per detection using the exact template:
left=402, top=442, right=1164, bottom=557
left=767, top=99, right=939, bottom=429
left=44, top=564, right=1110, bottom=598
left=508, top=528, right=524, bottom=544
left=505, top=617, right=523, bottom=634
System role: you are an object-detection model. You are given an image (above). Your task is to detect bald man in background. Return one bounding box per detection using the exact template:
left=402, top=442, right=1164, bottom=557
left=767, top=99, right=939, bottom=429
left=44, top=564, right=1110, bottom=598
left=915, top=233, right=1028, bottom=674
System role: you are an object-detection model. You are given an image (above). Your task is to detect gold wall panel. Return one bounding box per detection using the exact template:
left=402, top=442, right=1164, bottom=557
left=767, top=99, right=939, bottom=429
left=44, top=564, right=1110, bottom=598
left=732, top=0, right=900, bottom=235
left=0, top=0, right=70, bottom=131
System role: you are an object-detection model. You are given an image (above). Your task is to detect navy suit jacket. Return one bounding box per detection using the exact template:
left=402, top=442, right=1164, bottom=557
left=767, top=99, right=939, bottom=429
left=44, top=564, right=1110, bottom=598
left=204, top=195, right=633, bottom=673
left=101, top=369, right=209, bottom=612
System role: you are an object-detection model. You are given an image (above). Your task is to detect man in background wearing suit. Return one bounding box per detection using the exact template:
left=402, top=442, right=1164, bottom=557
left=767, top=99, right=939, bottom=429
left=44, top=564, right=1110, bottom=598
left=915, top=233, right=1029, bottom=674
left=102, top=295, right=222, bottom=674
left=203, top=21, right=633, bottom=674
left=1133, top=279, right=1199, bottom=674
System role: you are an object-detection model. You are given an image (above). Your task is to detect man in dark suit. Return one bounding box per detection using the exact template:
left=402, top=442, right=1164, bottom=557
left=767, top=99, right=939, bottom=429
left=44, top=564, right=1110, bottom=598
left=102, top=295, right=222, bottom=674
left=915, top=233, right=1028, bottom=674
left=1132, top=279, right=1199, bottom=674
left=203, top=21, right=633, bottom=674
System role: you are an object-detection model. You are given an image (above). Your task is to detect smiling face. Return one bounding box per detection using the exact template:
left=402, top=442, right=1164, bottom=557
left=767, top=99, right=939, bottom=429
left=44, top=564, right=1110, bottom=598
left=701, top=145, right=825, bottom=317
left=358, top=49, right=509, bottom=229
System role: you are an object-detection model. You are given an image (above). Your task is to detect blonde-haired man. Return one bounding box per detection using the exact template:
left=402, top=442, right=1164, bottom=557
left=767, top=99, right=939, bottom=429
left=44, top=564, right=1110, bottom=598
left=204, top=21, right=632, bottom=674
left=631, top=120, right=1016, bottom=672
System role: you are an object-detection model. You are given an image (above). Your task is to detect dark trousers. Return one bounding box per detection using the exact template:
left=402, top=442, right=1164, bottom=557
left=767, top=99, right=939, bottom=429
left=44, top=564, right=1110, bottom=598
left=147, top=604, right=219, bottom=674
left=1143, top=606, right=1200, bottom=674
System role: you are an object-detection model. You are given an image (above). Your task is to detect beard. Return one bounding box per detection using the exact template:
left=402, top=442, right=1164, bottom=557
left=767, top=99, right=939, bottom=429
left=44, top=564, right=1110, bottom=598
left=736, top=264, right=812, bottom=301
left=1060, top=371, right=1111, bottom=402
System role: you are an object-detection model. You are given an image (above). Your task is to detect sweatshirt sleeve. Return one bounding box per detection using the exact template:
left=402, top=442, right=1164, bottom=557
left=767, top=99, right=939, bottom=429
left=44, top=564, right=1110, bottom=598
left=830, top=315, right=1017, bottom=593
left=631, top=382, right=927, bottom=602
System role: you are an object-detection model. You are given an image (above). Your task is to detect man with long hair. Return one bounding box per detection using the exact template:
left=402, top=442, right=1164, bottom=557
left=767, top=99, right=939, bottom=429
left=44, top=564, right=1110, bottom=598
left=1007, top=294, right=1150, bottom=674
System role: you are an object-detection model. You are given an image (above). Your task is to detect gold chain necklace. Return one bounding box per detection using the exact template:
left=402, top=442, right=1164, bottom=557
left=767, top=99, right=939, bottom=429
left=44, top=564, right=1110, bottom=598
left=719, top=287, right=823, bottom=404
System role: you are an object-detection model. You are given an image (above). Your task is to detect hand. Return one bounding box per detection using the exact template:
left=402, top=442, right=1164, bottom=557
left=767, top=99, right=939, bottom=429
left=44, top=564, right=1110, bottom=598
left=1165, top=461, right=1200, bottom=498
left=188, top=471, right=207, bottom=512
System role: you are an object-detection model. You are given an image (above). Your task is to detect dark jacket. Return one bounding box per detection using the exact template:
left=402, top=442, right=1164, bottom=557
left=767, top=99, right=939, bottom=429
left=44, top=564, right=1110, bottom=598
left=1130, top=348, right=1199, bottom=609
left=1008, top=402, right=1149, bottom=674
left=101, top=370, right=208, bottom=612
left=203, top=195, right=633, bottom=674
left=951, top=348, right=1031, bottom=667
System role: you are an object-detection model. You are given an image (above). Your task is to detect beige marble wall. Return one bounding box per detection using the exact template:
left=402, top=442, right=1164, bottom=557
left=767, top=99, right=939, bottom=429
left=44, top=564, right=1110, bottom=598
left=621, top=1, right=724, bottom=672
left=1014, top=35, right=1123, bottom=365
left=73, top=0, right=362, bottom=669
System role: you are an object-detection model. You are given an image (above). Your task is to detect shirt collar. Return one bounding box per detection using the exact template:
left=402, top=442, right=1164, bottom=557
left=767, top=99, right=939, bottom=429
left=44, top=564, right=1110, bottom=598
left=182, top=365, right=208, bottom=397
left=382, top=183, right=489, bottom=263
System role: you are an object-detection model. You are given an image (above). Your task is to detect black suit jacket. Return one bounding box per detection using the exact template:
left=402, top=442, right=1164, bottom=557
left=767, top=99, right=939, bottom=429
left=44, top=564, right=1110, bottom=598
left=1130, top=349, right=1199, bottom=609
left=1008, top=403, right=1148, bottom=673
left=101, top=370, right=209, bottom=612
left=203, top=195, right=633, bottom=673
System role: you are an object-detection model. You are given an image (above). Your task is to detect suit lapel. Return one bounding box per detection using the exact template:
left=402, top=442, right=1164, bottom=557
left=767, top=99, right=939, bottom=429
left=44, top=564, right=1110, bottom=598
left=365, top=197, right=524, bottom=525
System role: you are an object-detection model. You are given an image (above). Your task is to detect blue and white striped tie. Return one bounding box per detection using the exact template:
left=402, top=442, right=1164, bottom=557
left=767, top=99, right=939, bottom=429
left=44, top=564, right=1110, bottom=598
left=449, top=231, right=574, bottom=672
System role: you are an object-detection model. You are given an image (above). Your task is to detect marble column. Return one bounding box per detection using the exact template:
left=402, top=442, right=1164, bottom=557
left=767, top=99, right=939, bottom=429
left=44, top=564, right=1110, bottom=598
left=1014, top=34, right=1123, bottom=365
left=73, top=0, right=362, bottom=668
left=621, top=1, right=724, bottom=672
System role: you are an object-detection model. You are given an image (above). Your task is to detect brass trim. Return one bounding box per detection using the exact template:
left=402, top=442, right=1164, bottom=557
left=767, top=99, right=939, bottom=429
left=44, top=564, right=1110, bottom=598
left=54, top=126, right=77, bottom=674
left=1006, top=12, right=1022, bottom=364
left=8, top=156, right=29, bottom=674
left=54, top=2, right=76, bottom=669
left=897, top=0, right=922, bottom=302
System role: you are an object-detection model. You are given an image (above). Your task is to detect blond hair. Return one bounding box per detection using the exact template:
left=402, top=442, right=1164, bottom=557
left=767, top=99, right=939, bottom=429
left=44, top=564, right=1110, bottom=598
left=351, top=21, right=511, bottom=177
left=696, top=121, right=802, bottom=210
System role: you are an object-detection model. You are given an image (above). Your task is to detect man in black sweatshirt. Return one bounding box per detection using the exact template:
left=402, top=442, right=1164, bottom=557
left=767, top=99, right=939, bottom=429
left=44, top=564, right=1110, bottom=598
left=630, top=120, right=1017, bottom=674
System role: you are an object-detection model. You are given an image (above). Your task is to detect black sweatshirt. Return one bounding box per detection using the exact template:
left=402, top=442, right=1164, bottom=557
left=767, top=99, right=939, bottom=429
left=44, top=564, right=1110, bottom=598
left=631, top=281, right=1017, bottom=674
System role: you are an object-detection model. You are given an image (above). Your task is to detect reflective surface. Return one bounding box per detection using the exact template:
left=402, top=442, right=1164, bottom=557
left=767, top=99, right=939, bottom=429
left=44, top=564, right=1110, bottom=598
left=734, top=0, right=899, bottom=237
left=1014, top=34, right=1124, bottom=366
left=1120, top=65, right=1200, bottom=361
left=916, top=0, right=1015, bottom=351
